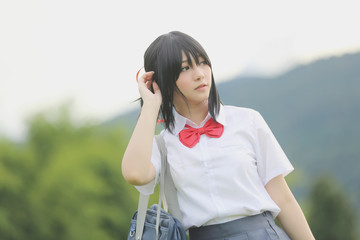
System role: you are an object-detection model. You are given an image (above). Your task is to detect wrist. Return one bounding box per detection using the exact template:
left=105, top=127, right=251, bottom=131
left=141, top=102, right=161, bottom=119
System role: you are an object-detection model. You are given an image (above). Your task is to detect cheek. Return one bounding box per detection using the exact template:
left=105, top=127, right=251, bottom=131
left=176, top=76, right=191, bottom=92
left=206, top=67, right=212, bottom=78
left=206, top=68, right=212, bottom=84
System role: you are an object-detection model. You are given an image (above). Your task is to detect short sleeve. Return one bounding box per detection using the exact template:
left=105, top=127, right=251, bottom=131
left=252, top=110, right=294, bottom=185
left=134, top=137, right=161, bottom=195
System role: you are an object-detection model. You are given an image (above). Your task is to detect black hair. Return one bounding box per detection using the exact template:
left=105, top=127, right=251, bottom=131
left=141, top=31, right=221, bottom=132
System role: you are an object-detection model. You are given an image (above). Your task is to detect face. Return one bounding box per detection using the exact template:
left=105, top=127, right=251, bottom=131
left=173, top=51, right=212, bottom=109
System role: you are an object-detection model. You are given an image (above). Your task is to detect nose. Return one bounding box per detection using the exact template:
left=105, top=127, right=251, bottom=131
left=193, top=65, right=205, bottom=81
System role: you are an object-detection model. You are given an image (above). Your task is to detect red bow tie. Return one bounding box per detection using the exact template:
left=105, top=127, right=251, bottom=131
left=179, top=118, right=224, bottom=148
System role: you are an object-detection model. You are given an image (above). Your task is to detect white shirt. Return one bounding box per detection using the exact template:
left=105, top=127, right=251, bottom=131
left=135, top=105, right=294, bottom=229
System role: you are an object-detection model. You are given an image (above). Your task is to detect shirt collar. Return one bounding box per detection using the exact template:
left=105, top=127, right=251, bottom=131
left=171, top=104, right=227, bottom=136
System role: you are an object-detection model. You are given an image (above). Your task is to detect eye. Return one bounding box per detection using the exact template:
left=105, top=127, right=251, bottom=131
left=198, top=57, right=208, bottom=66
left=181, top=66, right=190, bottom=72
left=200, top=60, right=208, bottom=66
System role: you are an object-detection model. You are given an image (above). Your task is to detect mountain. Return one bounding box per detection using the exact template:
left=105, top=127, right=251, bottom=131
left=106, top=51, right=360, bottom=202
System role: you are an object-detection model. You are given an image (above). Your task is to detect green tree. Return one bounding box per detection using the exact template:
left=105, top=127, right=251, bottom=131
left=0, top=139, right=40, bottom=239
left=308, top=174, right=357, bottom=240
left=0, top=105, right=139, bottom=239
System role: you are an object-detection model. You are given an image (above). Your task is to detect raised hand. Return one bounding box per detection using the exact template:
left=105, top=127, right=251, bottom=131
left=137, top=71, right=162, bottom=108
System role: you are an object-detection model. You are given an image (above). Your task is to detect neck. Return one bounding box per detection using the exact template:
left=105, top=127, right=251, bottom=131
left=175, top=100, right=209, bottom=126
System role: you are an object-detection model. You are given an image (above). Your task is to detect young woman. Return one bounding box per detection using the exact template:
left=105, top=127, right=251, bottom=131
left=122, top=31, right=315, bottom=240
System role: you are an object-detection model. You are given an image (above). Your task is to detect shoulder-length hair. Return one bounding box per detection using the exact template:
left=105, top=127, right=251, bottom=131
left=142, top=31, right=221, bottom=132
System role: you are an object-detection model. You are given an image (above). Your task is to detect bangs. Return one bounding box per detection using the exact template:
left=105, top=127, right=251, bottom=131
left=177, top=35, right=212, bottom=70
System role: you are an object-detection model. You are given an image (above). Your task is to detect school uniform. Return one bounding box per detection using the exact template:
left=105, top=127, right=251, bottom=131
left=136, top=105, right=293, bottom=239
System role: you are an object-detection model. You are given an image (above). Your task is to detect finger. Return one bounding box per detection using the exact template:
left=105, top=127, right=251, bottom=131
left=138, top=71, right=154, bottom=84
left=152, top=81, right=160, bottom=92
left=146, top=80, right=152, bottom=90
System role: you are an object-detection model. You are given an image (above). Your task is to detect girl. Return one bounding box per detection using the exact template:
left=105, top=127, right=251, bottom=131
left=122, top=31, right=314, bottom=240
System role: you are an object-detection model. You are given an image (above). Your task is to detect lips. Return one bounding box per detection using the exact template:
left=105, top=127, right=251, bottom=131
left=195, top=84, right=207, bottom=90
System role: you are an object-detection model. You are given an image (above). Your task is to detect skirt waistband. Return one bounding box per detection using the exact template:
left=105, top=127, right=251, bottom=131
left=189, top=211, right=274, bottom=240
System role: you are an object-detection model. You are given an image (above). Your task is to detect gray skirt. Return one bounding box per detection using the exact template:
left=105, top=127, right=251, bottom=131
left=188, top=211, right=290, bottom=240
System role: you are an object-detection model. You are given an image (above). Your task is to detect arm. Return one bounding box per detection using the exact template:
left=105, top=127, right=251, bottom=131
left=121, top=71, right=162, bottom=186
left=265, top=175, right=315, bottom=240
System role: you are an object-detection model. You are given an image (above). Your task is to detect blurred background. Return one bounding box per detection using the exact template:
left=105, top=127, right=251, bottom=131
left=0, top=0, right=359, bottom=239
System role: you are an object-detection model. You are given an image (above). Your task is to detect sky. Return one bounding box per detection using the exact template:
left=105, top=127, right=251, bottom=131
left=0, top=0, right=359, bottom=141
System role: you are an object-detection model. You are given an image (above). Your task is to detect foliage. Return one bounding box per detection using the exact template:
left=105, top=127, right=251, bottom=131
left=308, top=174, right=358, bottom=240
left=0, top=106, right=139, bottom=239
